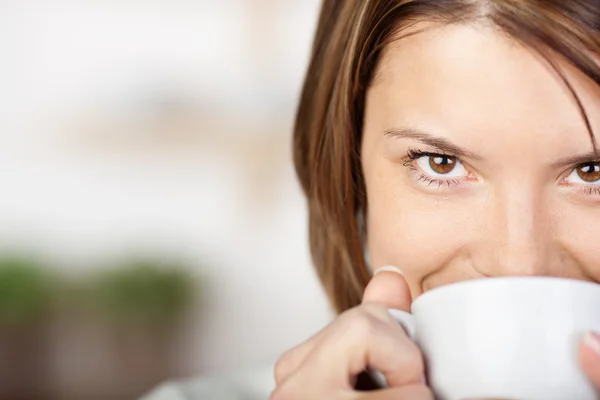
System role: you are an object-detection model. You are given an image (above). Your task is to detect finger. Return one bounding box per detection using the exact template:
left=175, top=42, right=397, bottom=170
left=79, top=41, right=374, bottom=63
left=579, top=331, right=600, bottom=388
left=363, top=266, right=412, bottom=312
left=275, top=266, right=415, bottom=388
left=303, top=306, right=424, bottom=388
left=354, top=384, right=434, bottom=400
left=274, top=327, right=326, bottom=385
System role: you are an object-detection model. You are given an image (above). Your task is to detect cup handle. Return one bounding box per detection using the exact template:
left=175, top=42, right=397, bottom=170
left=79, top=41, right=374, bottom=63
left=387, top=308, right=416, bottom=339
left=367, top=309, right=417, bottom=388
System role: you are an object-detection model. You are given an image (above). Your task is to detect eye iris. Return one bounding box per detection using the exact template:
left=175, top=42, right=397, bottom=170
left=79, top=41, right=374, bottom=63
left=429, top=156, right=456, bottom=174
left=577, top=163, right=600, bottom=182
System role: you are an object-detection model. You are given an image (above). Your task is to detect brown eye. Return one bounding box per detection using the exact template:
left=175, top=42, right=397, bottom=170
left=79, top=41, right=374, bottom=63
left=429, top=155, right=457, bottom=174
left=576, top=163, right=600, bottom=183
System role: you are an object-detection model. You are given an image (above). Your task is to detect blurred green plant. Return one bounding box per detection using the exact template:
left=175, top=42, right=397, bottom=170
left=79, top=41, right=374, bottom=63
left=0, top=256, right=55, bottom=325
left=88, top=259, right=195, bottom=325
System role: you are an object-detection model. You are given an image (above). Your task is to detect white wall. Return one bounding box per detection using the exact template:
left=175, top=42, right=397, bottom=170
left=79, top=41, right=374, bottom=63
left=0, top=0, right=333, bottom=375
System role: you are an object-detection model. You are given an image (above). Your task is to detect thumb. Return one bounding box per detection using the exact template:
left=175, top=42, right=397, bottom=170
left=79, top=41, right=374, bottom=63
left=362, top=266, right=412, bottom=312
left=580, top=331, right=600, bottom=389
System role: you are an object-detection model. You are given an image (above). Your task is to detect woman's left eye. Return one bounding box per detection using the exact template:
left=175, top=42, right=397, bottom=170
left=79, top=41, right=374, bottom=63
left=415, top=154, right=469, bottom=178
left=565, top=162, right=600, bottom=184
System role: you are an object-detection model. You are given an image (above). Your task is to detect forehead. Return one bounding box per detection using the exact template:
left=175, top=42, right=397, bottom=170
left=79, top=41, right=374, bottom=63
left=366, top=23, right=600, bottom=160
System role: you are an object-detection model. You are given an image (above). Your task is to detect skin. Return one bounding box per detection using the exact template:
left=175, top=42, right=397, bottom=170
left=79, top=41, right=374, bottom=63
left=363, top=23, right=600, bottom=294
left=272, top=23, right=600, bottom=399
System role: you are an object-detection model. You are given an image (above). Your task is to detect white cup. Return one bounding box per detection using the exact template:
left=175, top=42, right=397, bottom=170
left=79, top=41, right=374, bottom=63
left=387, top=276, right=600, bottom=400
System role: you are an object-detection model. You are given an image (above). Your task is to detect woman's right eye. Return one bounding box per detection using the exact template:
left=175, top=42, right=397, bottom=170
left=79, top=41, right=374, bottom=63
left=401, top=149, right=477, bottom=190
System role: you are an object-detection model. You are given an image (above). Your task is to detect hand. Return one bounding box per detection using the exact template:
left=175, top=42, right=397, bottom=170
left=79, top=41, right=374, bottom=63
left=270, top=267, right=433, bottom=400
left=580, top=331, right=600, bottom=392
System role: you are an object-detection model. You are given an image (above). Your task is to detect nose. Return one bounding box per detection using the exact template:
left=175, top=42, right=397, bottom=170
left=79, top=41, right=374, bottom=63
left=475, top=183, right=560, bottom=277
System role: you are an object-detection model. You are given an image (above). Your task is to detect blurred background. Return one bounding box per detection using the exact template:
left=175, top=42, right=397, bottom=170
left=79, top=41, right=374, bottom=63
left=0, top=1, right=333, bottom=399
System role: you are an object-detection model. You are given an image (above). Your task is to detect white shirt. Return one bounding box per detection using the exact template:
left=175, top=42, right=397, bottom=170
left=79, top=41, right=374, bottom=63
left=140, top=363, right=275, bottom=400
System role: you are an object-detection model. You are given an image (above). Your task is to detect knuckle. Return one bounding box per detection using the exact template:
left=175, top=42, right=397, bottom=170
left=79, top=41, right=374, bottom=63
left=360, top=303, right=398, bottom=327
left=341, top=307, right=382, bottom=337
left=360, top=302, right=388, bottom=317
left=273, top=350, right=294, bottom=384
left=403, top=340, right=424, bottom=367
left=397, top=343, right=425, bottom=381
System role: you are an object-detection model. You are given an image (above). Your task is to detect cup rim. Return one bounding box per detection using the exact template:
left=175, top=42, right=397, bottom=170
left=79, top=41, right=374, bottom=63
left=412, top=276, right=600, bottom=310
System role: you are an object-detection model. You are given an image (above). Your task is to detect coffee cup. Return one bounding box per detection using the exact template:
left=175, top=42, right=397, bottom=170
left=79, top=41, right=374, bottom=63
left=384, top=276, right=600, bottom=400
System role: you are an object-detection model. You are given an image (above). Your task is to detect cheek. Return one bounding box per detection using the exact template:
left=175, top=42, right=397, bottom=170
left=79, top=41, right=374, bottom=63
left=366, top=187, right=475, bottom=282
left=558, top=206, right=600, bottom=279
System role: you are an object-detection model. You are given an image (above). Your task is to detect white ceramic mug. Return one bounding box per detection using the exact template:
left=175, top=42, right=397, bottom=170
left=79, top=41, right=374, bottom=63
left=386, top=276, right=600, bottom=400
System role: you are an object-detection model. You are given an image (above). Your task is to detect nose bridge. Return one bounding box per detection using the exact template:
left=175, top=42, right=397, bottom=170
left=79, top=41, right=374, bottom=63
left=483, top=183, right=551, bottom=276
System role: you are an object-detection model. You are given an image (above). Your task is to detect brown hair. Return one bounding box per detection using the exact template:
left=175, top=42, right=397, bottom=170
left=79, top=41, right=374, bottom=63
left=293, top=0, right=600, bottom=314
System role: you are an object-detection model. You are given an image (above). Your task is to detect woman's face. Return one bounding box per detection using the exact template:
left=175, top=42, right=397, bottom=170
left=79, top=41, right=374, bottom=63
left=361, top=23, right=600, bottom=299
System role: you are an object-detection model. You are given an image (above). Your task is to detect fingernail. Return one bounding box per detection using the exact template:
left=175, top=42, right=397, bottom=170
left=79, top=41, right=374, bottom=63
left=374, top=265, right=404, bottom=276
left=583, top=331, right=600, bottom=356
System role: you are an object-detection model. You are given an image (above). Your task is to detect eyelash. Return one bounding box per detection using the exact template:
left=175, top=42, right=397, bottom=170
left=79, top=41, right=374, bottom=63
left=404, top=148, right=600, bottom=197
left=404, top=149, right=463, bottom=188
left=581, top=186, right=600, bottom=196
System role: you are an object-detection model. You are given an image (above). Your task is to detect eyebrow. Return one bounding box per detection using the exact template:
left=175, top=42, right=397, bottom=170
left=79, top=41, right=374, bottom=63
left=386, top=127, right=600, bottom=168
left=552, top=151, right=600, bottom=168
left=384, top=127, right=482, bottom=160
